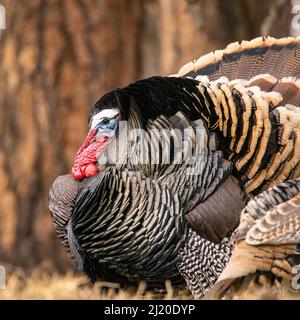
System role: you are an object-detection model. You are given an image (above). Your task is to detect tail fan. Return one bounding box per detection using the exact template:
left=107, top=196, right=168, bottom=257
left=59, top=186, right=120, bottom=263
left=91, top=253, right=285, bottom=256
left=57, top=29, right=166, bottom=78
left=176, top=37, right=300, bottom=82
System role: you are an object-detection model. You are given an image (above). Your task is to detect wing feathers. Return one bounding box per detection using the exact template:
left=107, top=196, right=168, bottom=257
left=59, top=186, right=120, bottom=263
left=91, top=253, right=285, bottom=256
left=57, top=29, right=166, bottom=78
left=246, top=192, right=300, bottom=245
left=186, top=175, right=246, bottom=243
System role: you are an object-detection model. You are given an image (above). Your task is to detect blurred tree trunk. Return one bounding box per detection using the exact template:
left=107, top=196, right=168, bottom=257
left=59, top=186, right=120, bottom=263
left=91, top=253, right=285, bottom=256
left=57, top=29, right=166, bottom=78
left=0, top=0, right=144, bottom=270
left=157, top=0, right=292, bottom=75
left=0, top=0, right=293, bottom=271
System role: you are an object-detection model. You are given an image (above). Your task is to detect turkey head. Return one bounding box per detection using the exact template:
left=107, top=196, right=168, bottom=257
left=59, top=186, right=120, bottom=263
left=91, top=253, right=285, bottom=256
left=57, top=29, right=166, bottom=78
left=72, top=89, right=143, bottom=181
left=72, top=108, right=119, bottom=181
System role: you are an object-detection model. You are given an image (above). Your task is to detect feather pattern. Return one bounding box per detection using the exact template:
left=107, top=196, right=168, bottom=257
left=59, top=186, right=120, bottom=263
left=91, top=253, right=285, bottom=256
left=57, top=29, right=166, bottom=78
left=176, top=37, right=300, bottom=81
left=204, top=178, right=300, bottom=299
left=65, top=113, right=241, bottom=287
left=177, top=78, right=300, bottom=194
left=48, top=175, right=82, bottom=251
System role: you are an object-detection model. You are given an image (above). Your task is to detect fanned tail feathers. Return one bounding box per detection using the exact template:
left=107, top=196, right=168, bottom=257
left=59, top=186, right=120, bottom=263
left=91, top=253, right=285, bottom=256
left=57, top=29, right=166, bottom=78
left=176, top=37, right=300, bottom=82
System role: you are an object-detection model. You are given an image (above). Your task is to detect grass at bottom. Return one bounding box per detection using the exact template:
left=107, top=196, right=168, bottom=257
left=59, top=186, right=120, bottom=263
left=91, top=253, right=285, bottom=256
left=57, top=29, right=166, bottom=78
left=0, top=262, right=192, bottom=300
left=1, top=262, right=300, bottom=300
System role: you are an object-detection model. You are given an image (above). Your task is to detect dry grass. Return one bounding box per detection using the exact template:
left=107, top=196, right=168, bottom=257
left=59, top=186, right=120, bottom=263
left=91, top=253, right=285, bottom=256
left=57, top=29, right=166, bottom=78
left=1, top=262, right=300, bottom=300
left=0, top=262, right=192, bottom=300
left=220, top=284, right=300, bottom=300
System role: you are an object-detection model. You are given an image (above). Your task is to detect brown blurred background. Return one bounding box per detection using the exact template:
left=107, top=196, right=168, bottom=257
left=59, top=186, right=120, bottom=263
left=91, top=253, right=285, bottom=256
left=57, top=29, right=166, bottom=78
left=0, top=0, right=296, bottom=272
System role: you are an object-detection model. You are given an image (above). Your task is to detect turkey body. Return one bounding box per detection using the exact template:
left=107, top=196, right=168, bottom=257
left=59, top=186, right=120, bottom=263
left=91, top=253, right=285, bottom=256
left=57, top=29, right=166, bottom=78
left=50, top=113, right=246, bottom=295
left=49, top=37, right=300, bottom=298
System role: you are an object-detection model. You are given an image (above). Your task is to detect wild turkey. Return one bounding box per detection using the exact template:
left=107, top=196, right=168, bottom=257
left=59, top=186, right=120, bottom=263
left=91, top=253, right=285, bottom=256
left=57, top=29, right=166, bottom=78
left=204, top=178, right=300, bottom=300
left=49, top=36, right=300, bottom=298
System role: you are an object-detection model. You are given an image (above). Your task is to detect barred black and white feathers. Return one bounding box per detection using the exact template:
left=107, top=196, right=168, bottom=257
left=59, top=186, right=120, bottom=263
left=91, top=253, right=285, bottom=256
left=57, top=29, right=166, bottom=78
left=204, top=178, right=300, bottom=300
left=51, top=113, right=245, bottom=288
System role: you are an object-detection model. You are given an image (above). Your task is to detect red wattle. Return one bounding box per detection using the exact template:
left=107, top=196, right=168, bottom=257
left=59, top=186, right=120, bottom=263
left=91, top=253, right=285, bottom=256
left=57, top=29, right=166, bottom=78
left=85, top=164, right=99, bottom=177
left=71, top=130, right=109, bottom=181
left=72, top=166, right=85, bottom=181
